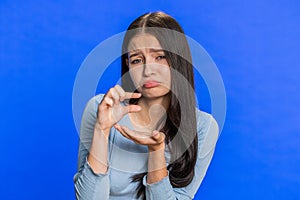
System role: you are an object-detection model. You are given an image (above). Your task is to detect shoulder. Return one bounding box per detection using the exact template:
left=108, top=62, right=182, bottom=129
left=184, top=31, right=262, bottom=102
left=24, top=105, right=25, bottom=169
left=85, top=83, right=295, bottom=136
left=195, top=108, right=218, bottom=133
left=86, top=94, right=105, bottom=106
left=81, top=94, right=105, bottom=122
left=84, top=94, right=105, bottom=113
left=195, top=108, right=219, bottom=157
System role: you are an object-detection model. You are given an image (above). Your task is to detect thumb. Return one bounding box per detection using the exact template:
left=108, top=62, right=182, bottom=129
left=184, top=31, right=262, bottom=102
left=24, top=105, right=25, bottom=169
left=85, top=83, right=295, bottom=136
left=152, top=130, right=165, bottom=143
left=123, top=104, right=141, bottom=114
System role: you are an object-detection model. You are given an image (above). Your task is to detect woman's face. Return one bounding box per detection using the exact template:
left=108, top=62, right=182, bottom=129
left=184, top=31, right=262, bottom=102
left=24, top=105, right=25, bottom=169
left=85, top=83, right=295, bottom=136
left=126, top=33, right=171, bottom=99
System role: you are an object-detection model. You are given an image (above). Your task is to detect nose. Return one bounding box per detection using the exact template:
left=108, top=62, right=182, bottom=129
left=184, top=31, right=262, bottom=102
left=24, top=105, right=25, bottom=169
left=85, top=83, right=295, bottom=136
left=143, top=58, right=155, bottom=77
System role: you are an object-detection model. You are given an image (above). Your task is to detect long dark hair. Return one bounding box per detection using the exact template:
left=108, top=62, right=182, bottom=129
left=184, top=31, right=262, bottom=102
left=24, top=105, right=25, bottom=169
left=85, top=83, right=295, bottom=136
left=121, top=12, right=198, bottom=199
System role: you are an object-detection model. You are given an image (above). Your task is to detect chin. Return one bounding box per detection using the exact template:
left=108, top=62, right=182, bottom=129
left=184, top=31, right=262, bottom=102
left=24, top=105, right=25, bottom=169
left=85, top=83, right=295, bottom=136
left=141, top=89, right=170, bottom=99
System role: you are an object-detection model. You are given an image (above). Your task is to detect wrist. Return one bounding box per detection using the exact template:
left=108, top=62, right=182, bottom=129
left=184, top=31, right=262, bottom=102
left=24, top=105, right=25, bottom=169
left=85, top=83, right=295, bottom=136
left=148, top=142, right=165, bottom=152
left=94, top=123, right=110, bottom=138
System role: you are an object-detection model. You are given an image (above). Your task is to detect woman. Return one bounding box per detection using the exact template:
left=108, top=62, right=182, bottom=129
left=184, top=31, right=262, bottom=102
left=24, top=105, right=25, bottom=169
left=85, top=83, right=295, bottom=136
left=74, top=11, right=219, bottom=200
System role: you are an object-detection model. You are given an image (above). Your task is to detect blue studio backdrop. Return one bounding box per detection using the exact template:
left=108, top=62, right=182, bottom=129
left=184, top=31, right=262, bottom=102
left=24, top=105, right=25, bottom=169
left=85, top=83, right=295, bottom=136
left=0, top=1, right=299, bottom=199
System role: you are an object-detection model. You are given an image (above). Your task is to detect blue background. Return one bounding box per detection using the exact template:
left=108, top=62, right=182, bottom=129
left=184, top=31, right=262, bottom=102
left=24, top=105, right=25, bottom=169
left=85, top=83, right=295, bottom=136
left=1, top=0, right=299, bottom=199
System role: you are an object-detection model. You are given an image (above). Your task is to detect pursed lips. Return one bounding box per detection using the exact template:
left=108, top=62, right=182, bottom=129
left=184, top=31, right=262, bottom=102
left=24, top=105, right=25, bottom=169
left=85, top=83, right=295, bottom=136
left=143, top=80, right=160, bottom=88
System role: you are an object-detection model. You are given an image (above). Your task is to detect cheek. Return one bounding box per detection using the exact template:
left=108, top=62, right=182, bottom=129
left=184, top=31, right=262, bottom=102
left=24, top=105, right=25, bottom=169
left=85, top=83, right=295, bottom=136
left=129, top=66, right=143, bottom=85
left=160, top=67, right=171, bottom=86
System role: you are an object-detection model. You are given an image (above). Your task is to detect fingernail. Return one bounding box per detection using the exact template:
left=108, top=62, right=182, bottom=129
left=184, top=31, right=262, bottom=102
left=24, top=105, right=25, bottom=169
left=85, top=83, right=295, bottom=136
left=153, top=130, right=159, bottom=136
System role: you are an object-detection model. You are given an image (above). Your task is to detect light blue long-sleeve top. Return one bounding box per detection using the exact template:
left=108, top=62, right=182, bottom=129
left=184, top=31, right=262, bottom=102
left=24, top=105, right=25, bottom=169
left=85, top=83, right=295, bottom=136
left=73, top=94, right=219, bottom=200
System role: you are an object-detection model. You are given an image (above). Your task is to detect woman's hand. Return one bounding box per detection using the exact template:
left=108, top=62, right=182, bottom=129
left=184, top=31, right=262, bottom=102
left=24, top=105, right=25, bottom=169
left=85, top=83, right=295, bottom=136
left=114, top=124, right=165, bottom=151
left=96, top=85, right=142, bottom=136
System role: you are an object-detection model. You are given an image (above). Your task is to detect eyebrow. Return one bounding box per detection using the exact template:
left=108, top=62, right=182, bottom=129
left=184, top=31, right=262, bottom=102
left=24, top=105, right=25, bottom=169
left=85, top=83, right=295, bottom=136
left=128, top=49, right=164, bottom=58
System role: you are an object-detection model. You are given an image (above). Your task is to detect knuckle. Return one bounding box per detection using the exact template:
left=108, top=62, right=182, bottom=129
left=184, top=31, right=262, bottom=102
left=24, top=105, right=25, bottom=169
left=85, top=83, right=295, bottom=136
left=117, top=84, right=124, bottom=91
left=104, top=97, right=112, bottom=104
left=115, top=84, right=121, bottom=90
left=109, top=88, right=114, bottom=94
left=120, top=92, right=125, bottom=98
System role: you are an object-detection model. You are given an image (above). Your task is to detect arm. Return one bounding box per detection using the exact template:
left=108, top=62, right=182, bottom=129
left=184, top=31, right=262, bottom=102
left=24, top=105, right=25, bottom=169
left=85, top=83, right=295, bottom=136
left=147, top=145, right=168, bottom=184
left=74, top=86, right=142, bottom=200
left=87, top=125, right=110, bottom=174
left=143, top=114, right=219, bottom=200
left=113, top=126, right=169, bottom=184
left=73, top=95, right=110, bottom=200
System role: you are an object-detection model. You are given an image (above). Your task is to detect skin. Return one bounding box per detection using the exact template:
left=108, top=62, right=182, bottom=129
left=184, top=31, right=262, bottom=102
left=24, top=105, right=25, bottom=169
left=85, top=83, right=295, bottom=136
left=87, top=33, right=170, bottom=184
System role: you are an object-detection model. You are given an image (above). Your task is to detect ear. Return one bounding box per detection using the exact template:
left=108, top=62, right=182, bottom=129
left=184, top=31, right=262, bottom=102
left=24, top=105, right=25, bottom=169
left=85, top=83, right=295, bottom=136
left=126, top=58, right=129, bottom=67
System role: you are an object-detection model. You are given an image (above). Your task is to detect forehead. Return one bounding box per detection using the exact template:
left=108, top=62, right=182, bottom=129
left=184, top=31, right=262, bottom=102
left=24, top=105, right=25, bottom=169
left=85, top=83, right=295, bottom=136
left=127, top=33, right=162, bottom=52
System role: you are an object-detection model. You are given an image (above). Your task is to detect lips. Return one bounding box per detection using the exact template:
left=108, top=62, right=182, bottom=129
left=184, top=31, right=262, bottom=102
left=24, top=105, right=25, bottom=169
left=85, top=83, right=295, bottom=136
left=143, top=80, right=160, bottom=88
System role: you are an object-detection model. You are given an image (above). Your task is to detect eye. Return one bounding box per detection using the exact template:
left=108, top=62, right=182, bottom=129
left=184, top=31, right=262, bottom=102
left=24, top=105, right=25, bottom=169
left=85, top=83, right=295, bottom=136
left=156, top=55, right=166, bottom=60
left=131, top=58, right=143, bottom=65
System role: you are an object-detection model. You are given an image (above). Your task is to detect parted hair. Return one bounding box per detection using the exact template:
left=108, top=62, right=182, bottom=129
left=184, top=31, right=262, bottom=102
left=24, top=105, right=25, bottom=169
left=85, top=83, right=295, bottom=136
left=121, top=11, right=198, bottom=199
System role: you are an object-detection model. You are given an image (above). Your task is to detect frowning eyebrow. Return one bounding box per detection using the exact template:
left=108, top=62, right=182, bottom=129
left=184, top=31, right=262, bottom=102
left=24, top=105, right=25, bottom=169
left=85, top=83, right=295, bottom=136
left=128, top=49, right=164, bottom=58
